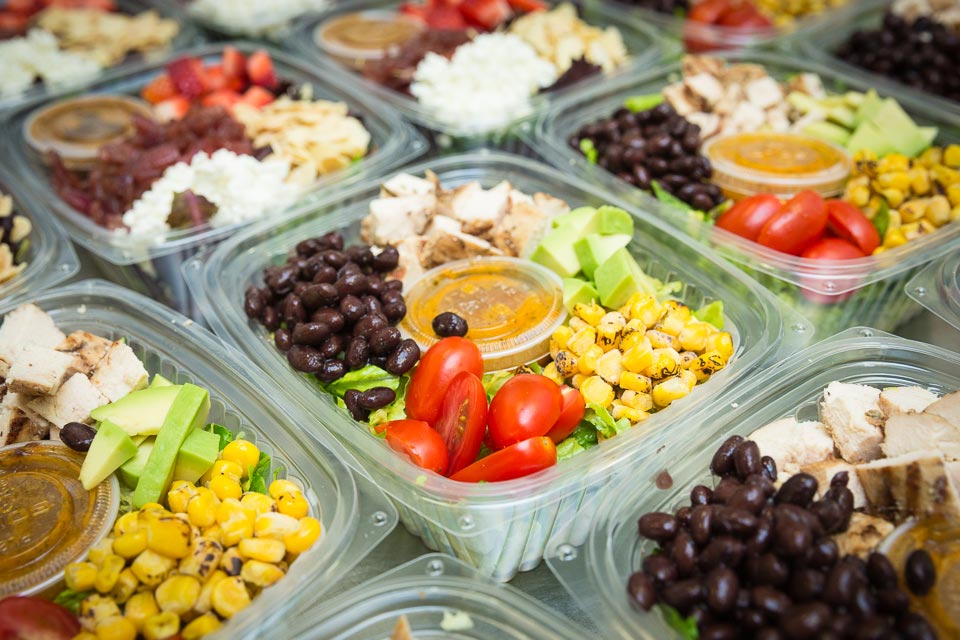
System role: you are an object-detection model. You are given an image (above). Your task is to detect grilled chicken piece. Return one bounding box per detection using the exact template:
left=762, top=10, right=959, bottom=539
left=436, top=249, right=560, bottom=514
left=820, top=382, right=884, bottom=464
left=362, top=194, right=436, bottom=245
left=57, top=331, right=113, bottom=378
left=5, top=346, right=74, bottom=396
left=878, top=386, right=938, bottom=416
left=29, top=372, right=108, bottom=428
left=532, top=192, right=571, bottom=220
left=0, top=392, right=52, bottom=445
left=381, top=173, right=436, bottom=199
left=0, top=304, right=66, bottom=377
left=833, top=512, right=895, bottom=559
left=388, top=237, right=426, bottom=290
left=90, top=341, right=148, bottom=403
left=882, top=411, right=960, bottom=462
left=856, top=450, right=960, bottom=523
left=419, top=215, right=503, bottom=268
left=924, top=390, right=960, bottom=428
left=800, top=459, right=867, bottom=509
left=749, top=417, right=836, bottom=477
left=492, top=200, right=550, bottom=258
left=447, top=181, right=511, bottom=238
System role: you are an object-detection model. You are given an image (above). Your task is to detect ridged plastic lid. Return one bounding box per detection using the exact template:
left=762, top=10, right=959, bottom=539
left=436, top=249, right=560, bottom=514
left=314, top=11, right=424, bottom=67
left=0, top=441, right=119, bottom=597
left=400, top=257, right=566, bottom=372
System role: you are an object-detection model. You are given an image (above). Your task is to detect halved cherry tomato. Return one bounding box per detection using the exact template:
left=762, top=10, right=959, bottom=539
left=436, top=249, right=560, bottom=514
left=487, top=374, right=563, bottom=450
left=506, top=0, right=546, bottom=12
left=460, top=0, right=512, bottom=30
left=717, top=4, right=772, bottom=28
left=716, top=193, right=782, bottom=241
left=0, top=596, right=81, bottom=640
left=432, top=372, right=488, bottom=475
left=381, top=419, right=450, bottom=475
left=545, top=386, right=586, bottom=443
left=406, top=337, right=484, bottom=426
left=687, top=0, right=732, bottom=23
left=825, top=200, right=880, bottom=255
left=450, top=437, right=558, bottom=482
left=756, top=190, right=828, bottom=256
left=801, top=237, right=866, bottom=261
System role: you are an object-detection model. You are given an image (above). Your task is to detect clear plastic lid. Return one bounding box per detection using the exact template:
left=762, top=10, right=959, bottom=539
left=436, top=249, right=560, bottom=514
left=907, top=252, right=960, bottom=333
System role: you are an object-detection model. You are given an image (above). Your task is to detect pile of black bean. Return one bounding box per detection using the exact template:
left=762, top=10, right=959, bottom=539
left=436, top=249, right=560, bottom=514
left=569, top=102, right=724, bottom=211
left=619, top=0, right=689, bottom=15
left=245, top=231, right=421, bottom=420
left=627, top=435, right=938, bottom=640
left=835, top=11, right=960, bottom=103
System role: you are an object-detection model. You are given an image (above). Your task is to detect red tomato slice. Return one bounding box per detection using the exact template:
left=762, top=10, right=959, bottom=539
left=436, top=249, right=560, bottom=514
left=487, top=374, right=563, bottom=450
left=687, top=0, right=732, bottom=23
left=450, top=437, right=558, bottom=482
left=382, top=419, right=450, bottom=475
left=825, top=200, right=880, bottom=255
left=406, top=337, right=484, bottom=426
left=0, top=596, right=81, bottom=640
left=432, top=372, right=488, bottom=475
left=717, top=4, right=772, bottom=27
left=716, top=193, right=782, bottom=242
left=800, top=237, right=866, bottom=261
left=545, top=386, right=586, bottom=443
left=756, top=190, right=828, bottom=256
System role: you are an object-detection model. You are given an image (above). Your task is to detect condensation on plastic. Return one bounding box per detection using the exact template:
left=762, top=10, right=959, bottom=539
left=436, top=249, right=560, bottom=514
left=907, top=253, right=960, bottom=332
left=0, top=166, right=79, bottom=307
left=0, top=280, right=398, bottom=639
left=183, top=150, right=812, bottom=581
left=288, top=553, right=591, bottom=639
left=547, top=327, right=960, bottom=639
left=526, top=49, right=960, bottom=336
left=0, top=0, right=198, bottom=115
left=800, top=0, right=960, bottom=121
left=0, top=42, right=427, bottom=317
left=287, top=0, right=664, bottom=147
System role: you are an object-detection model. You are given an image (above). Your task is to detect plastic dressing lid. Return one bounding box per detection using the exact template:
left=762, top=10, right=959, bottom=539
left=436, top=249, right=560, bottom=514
left=0, top=441, right=119, bottom=597
left=401, top=257, right=566, bottom=372
left=314, top=11, right=424, bottom=66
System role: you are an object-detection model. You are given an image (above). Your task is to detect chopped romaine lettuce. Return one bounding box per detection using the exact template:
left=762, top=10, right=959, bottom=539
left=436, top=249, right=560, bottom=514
left=693, top=300, right=725, bottom=330
left=482, top=370, right=514, bottom=402
left=368, top=375, right=409, bottom=428
left=242, top=452, right=271, bottom=495
left=579, top=138, right=598, bottom=164
left=584, top=403, right=630, bottom=439
left=205, top=423, right=234, bottom=451
left=54, top=589, right=92, bottom=615
left=873, top=199, right=890, bottom=238
left=324, top=365, right=400, bottom=397
left=624, top=93, right=665, bottom=112
left=659, top=605, right=698, bottom=639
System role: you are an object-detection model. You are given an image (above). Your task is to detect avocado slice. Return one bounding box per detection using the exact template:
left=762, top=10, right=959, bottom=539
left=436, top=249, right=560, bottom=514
left=854, top=89, right=884, bottom=127
left=90, top=385, right=183, bottom=437
left=118, top=437, right=155, bottom=489
left=803, top=121, right=851, bottom=147
left=594, top=248, right=659, bottom=309
left=531, top=226, right=583, bottom=278
left=551, top=206, right=597, bottom=231
left=149, top=375, right=174, bottom=388
left=132, top=384, right=210, bottom=508
left=173, top=428, right=220, bottom=483
left=562, top=278, right=600, bottom=313
left=574, top=234, right=632, bottom=280
left=79, top=420, right=138, bottom=490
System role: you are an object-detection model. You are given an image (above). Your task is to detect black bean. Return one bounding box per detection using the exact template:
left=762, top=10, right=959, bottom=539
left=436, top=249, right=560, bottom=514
left=672, top=530, right=698, bottom=576
left=875, top=587, right=908, bottom=614
left=274, top=328, right=293, bottom=351
left=904, top=549, right=936, bottom=596
left=637, top=512, right=677, bottom=542
left=828, top=613, right=854, bottom=637
left=823, top=484, right=854, bottom=530
left=850, top=584, right=876, bottom=619
left=740, top=608, right=766, bottom=631
left=383, top=279, right=403, bottom=292
left=302, top=283, right=337, bottom=310
left=746, top=473, right=776, bottom=497
left=61, top=422, right=97, bottom=452
left=262, top=306, right=281, bottom=332
left=733, top=441, right=762, bottom=479
left=788, top=568, right=824, bottom=602
left=339, top=295, right=364, bottom=323
left=676, top=506, right=692, bottom=527
left=775, top=474, right=818, bottom=507
left=292, top=322, right=331, bottom=346
left=344, top=389, right=367, bottom=421
left=690, top=504, right=714, bottom=545
left=780, top=602, right=830, bottom=639
left=321, top=249, right=348, bottom=268
left=715, top=507, right=758, bottom=536
left=335, top=273, right=368, bottom=298
left=746, top=518, right=774, bottom=554
left=773, top=517, right=811, bottom=558
left=823, top=560, right=859, bottom=606
left=700, top=624, right=736, bottom=640
left=368, top=326, right=401, bottom=357
left=710, top=435, right=744, bottom=476
left=311, top=308, right=345, bottom=333
left=755, top=628, right=785, bottom=640
left=353, top=314, right=388, bottom=339
left=361, top=295, right=382, bottom=317
left=897, top=612, right=938, bottom=640
left=358, top=387, right=396, bottom=410
left=296, top=238, right=323, bottom=257
left=372, top=245, right=400, bottom=272
left=287, top=345, right=324, bottom=374
left=319, top=231, right=344, bottom=250
left=344, top=337, right=370, bottom=370
left=244, top=290, right=265, bottom=319
left=642, top=554, right=678, bottom=584
left=751, top=586, right=791, bottom=619
left=713, top=476, right=742, bottom=504
left=382, top=300, right=407, bottom=323
left=754, top=553, right=789, bottom=587
left=380, top=290, right=404, bottom=306
left=727, top=484, right=767, bottom=514
left=319, top=334, right=345, bottom=359
left=854, top=617, right=891, bottom=640
left=282, top=295, right=306, bottom=327
left=698, top=536, right=743, bottom=571
left=662, top=578, right=703, bottom=611
left=627, top=571, right=657, bottom=611
left=316, top=358, right=346, bottom=382
left=432, top=311, right=469, bottom=338
left=366, top=276, right=384, bottom=296
left=266, top=265, right=297, bottom=294
left=385, top=339, right=420, bottom=375
left=866, top=552, right=898, bottom=589
left=705, top=567, right=738, bottom=614
left=313, top=264, right=337, bottom=284
left=691, top=484, right=713, bottom=505
left=809, top=499, right=845, bottom=534
left=346, top=245, right=373, bottom=267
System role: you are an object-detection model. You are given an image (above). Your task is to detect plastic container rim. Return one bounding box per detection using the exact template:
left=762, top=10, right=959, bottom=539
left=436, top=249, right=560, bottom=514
left=907, top=252, right=960, bottom=332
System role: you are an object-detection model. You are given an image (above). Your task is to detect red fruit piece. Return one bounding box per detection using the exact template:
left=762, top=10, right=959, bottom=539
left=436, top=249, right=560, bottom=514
left=506, top=0, right=546, bottom=12
left=460, top=0, right=512, bottom=30
left=426, top=4, right=468, bottom=29
left=240, top=86, right=275, bottom=109
left=246, top=50, right=278, bottom=90
left=153, top=96, right=191, bottom=122
left=202, top=89, right=242, bottom=110
left=141, top=74, right=176, bottom=104
left=399, top=2, right=429, bottom=21
left=222, top=45, right=248, bottom=85
left=166, top=57, right=206, bottom=98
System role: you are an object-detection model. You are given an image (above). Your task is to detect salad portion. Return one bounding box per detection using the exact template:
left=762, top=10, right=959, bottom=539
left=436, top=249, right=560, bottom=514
left=25, top=46, right=371, bottom=241
left=243, top=170, right=732, bottom=482
left=313, top=1, right=630, bottom=132
left=0, top=0, right=179, bottom=100
left=0, top=304, right=321, bottom=639
left=0, top=189, right=32, bottom=286
left=628, top=382, right=959, bottom=639
left=186, top=0, right=330, bottom=38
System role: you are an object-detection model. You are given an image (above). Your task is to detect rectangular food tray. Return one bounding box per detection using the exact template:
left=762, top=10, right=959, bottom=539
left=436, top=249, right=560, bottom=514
left=183, top=150, right=810, bottom=581
left=546, top=328, right=960, bottom=639
left=0, top=280, right=398, bottom=638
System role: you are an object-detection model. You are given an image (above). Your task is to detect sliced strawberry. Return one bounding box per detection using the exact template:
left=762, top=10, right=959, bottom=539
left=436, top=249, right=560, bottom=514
left=153, top=96, right=191, bottom=122
left=0, top=12, right=29, bottom=33
left=6, top=0, right=37, bottom=13
left=246, top=50, right=278, bottom=90
left=240, top=86, right=275, bottom=109
left=398, top=2, right=429, bottom=21
left=166, top=57, right=207, bottom=98
left=202, top=89, right=242, bottom=110
left=459, top=0, right=511, bottom=30
left=506, top=0, right=546, bottom=11
left=203, top=64, right=229, bottom=92
left=426, top=4, right=468, bottom=28
left=141, top=74, right=176, bottom=104
left=222, top=45, right=248, bottom=86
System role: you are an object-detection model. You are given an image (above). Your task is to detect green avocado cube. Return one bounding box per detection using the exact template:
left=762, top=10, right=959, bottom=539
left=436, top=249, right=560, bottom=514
left=79, top=420, right=138, bottom=490
left=90, top=385, right=183, bottom=437
left=173, top=428, right=220, bottom=484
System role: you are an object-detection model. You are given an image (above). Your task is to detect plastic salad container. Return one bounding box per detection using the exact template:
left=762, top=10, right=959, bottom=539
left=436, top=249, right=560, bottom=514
left=288, top=0, right=663, bottom=150
left=286, top=553, right=591, bottom=639
left=0, top=279, right=398, bottom=637
left=800, top=0, right=960, bottom=121
left=527, top=49, right=960, bottom=336
left=0, top=42, right=427, bottom=319
left=0, top=167, right=79, bottom=308
left=183, top=150, right=810, bottom=581
left=154, top=0, right=331, bottom=41
left=907, top=252, right=960, bottom=332
left=546, top=327, right=960, bottom=639
left=0, top=0, right=196, bottom=114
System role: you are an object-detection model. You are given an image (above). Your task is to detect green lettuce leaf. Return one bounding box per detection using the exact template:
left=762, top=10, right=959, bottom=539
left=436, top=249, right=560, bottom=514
left=482, top=370, right=514, bottom=402
left=54, top=589, right=92, bottom=615
left=323, top=365, right=400, bottom=397
left=693, top=300, right=725, bottom=330
left=584, top=403, right=631, bottom=439
left=368, top=375, right=409, bottom=428
left=556, top=424, right=600, bottom=461
left=659, top=605, right=698, bottom=640
left=624, top=93, right=664, bottom=113
left=579, top=138, right=598, bottom=164
left=243, top=452, right=271, bottom=495
left=205, top=423, right=234, bottom=451
left=873, top=199, right=890, bottom=239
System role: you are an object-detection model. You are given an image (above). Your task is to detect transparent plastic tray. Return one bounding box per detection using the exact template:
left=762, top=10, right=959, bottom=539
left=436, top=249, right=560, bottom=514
left=0, top=279, right=398, bottom=638
left=800, top=0, right=960, bottom=121
left=907, top=252, right=960, bottom=333
left=547, top=327, right=960, bottom=639
left=154, top=0, right=331, bottom=41
left=527, top=49, right=960, bottom=336
left=288, top=0, right=664, bottom=148
left=0, top=42, right=427, bottom=317
left=183, top=150, right=811, bottom=581
left=0, top=166, right=79, bottom=307
left=287, top=553, right=591, bottom=639
left=0, top=0, right=197, bottom=114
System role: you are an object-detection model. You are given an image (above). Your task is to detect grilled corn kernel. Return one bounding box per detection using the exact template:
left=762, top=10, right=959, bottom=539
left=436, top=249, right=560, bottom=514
left=620, top=331, right=650, bottom=353
left=221, top=517, right=254, bottom=548
left=619, top=372, right=652, bottom=393
left=947, top=184, right=960, bottom=208
left=95, top=616, right=136, bottom=640
left=611, top=404, right=643, bottom=423
left=284, top=517, right=322, bottom=554
left=567, top=316, right=589, bottom=333
left=94, top=554, right=125, bottom=594
left=622, top=344, right=654, bottom=374
left=182, top=613, right=222, bottom=640
left=202, top=524, right=223, bottom=545
left=880, top=188, right=905, bottom=208
left=945, top=144, right=960, bottom=168
left=65, top=562, right=98, bottom=592
left=241, top=559, right=285, bottom=587
left=79, top=595, right=122, bottom=632
left=254, top=512, right=300, bottom=540
left=238, top=537, right=286, bottom=563
left=194, top=570, right=227, bottom=615
left=111, top=569, right=138, bottom=604
left=847, top=183, right=870, bottom=207
left=167, top=481, right=199, bottom=514
left=627, top=391, right=654, bottom=412
left=878, top=171, right=910, bottom=191
left=179, top=537, right=224, bottom=580
left=900, top=199, right=928, bottom=223
left=580, top=376, right=614, bottom=407
left=571, top=373, right=587, bottom=389
left=240, top=492, right=275, bottom=515
left=679, top=350, right=698, bottom=368
left=209, top=475, right=243, bottom=501
left=918, top=146, right=942, bottom=167
left=634, top=298, right=664, bottom=328
left=658, top=314, right=685, bottom=338
left=186, top=488, right=220, bottom=529
left=277, top=494, right=308, bottom=519
left=123, top=592, right=158, bottom=631
left=130, top=550, right=176, bottom=587
left=113, top=529, right=147, bottom=559
left=595, top=349, right=624, bottom=385
left=646, top=329, right=679, bottom=351
left=678, top=324, right=709, bottom=352
left=596, top=323, right=622, bottom=352
left=911, top=168, right=931, bottom=195
left=113, top=512, right=140, bottom=537
left=926, top=195, right=951, bottom=226
left=552, top=325, right=574, bottom=349
left=644, top=349, right=682, bottom=381
left=553, top=350, right=579, bottom=377
left=75, top=634, right=99, bottom=640
left=577, top=344, right=603, bottom=375
left=600, top=311, right=627, bottom=326
left=222, top=440, right=260, bottom=475
left=884, top=228, right=907, bottom=248
left=691, top=351, right=726, bottom=382
left=139, top=503, right=166, bottom=514
left=155, top=575, right=201, bottom=615
left=704, top=333, right=733, bottom=361
left=568, top=328, right=597, bottom=357
left=221, top=547, right=244, bottom=576
left=211, top=576, right=251, bottom=619
left=574, top=302, right=605, bottom=326
left=679, top=368, right=697, bottom=391
left=88, top=538, right=115, bottom=567
left=146, top=515, right=192, bottom=559
left=541, top=361, right=563, bottom=385
left=652, top=376, right=691, bottom=408
left=877, top=153, right=909, bottom=173
left=142, top=612, right=180, bottom=640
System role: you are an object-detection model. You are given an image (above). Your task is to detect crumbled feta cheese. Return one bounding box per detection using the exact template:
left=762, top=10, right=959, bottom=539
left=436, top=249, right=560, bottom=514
left=410, top=33, right=557, bottom=134
left=121, top=149, right=300, bottom=239
left=190, top=0, right=330, bottom=36
left=0, top=29, right=102, bottom=97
